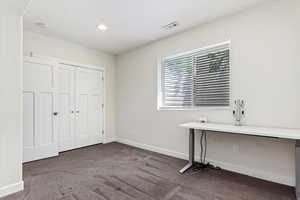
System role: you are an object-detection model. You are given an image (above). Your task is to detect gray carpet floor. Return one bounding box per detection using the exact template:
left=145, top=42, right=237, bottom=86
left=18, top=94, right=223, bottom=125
left=2, top=142, right=295, bottom=200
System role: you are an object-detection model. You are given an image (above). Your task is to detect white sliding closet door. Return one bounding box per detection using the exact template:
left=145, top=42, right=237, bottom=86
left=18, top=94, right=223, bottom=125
left=56, top=64, right=75, bottom=152
left=75, top=68, right=103, bottom=148
left=23, top=57, right=58, bottom=162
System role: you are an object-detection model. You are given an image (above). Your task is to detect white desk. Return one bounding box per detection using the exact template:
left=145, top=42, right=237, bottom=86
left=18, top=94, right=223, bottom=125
left=180, top=122, right=300, bottom=199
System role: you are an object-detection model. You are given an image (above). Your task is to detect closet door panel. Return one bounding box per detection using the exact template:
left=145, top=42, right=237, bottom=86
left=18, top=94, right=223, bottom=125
left=56, top=65, right=75, bottom=152
left=75, top=68, right=103, bottom=148
left=88, top=70, right=103, bottom=145
left=89, top=71, right=103, bottom=144
left=38, top=92, right=54, bottom=146
left=38, top=65, right=53, bottom=90
left=57, top=94, right=70, bottom=140
left=88, top=94, right=102, bottom=142
left=23, top=58, right=58, bottom=163
left=76, top=94, right=89, bottom=147
left=23, top=92, right=35, bottom=149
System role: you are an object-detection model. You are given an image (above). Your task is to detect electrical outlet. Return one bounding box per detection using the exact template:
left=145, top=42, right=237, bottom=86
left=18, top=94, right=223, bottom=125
left=197, top=117, right=208, bottom=123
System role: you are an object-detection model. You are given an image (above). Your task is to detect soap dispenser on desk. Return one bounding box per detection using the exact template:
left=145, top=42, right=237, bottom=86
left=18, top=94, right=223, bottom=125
left=233, top=99, right=245, bottom=126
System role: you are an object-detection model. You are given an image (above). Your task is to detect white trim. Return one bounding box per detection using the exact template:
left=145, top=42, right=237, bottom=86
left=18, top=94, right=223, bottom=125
left=24, top=56, right=57, bottom=66
left=0, top=181, right=24, bottom=198
left=60, top=60, right=104, bottom=71
left=118, top=138, right=186, bottom=159
left=158, top=106, right=231, bottom=111
left=30, top=53, right=105, bottom=71
left=102, top=70, right=106, bottom=143
left=117, top=138, right=294, bottom=186
left=157, top=58, right=163, bottom=110
left=20, top=16, right=24, bottom=174
left=103, top=137, right=117, bottom=144
left=164, top=40, right=231, bottom=60
left=27, top=53, right=60, bottom=63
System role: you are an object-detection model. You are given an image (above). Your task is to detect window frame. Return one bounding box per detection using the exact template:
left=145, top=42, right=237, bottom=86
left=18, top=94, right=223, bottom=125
left=157, top=41, right=232, bottom=111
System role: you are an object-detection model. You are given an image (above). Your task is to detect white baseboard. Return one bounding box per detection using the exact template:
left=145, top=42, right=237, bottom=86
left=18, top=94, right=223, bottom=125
left=117, top=138, right=294, bottom=186
left=103, top=137, right=117, bottom=144
left=118, top=138, right=187, bottom=160
left=0, top=181, right=24, bottom=198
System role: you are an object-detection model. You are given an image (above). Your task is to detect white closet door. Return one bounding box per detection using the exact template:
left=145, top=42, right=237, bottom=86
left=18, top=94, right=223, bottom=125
left=75, top=68, right=103, bottom=148
left=56, top=64, right=75, bottom=152
left=23, top=57, right=58, bottom=162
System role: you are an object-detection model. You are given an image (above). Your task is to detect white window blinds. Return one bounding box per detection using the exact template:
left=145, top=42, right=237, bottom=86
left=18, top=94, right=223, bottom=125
left=159, top=42, right=230, bottom=109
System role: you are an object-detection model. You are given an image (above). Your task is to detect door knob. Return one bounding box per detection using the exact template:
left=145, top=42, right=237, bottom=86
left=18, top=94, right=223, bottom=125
left=53, top=112, right=58, bottom=116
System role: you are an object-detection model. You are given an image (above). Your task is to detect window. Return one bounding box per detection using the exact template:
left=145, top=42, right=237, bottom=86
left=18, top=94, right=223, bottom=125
left=158, top=41, right=230, bottom=109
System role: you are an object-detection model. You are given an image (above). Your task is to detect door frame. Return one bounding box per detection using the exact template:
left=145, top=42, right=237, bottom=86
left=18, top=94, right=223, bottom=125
left=23, top=55, right=106, bottom=152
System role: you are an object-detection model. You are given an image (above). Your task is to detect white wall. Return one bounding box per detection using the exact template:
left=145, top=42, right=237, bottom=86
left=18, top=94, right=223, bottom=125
left=23, top=31, right=117, bottom=142
left=0, top=7, right=28, bottom=198
left=116, top=0, right=300, bottom=186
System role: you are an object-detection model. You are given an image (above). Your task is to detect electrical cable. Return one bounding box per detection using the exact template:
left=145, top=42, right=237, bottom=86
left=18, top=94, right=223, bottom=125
left=194, top=130, right=222, bottom=172
left=200, top=131, right=203, bottom=163
left=199, top=131, right=208, bottom=166
left=203, top=131, right=207, bottom=164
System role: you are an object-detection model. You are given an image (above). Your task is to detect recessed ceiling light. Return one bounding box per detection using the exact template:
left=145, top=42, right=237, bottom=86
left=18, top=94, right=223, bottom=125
left=35, top=22, right=48, bottom=28
left=97, top=24, right=108, bottom=31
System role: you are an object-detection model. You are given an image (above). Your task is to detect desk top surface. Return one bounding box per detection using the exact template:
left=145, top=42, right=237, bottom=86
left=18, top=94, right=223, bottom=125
left=180, top=122, right=300, bottom=140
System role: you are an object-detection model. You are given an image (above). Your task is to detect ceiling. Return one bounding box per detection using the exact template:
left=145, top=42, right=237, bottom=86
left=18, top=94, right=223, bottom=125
left=24, top=0, right=268, bottom=55
left=1, top=0, right=32, bottom=14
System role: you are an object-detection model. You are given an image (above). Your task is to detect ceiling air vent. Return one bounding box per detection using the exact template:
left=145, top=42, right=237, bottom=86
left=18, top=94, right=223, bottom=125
left=35, top=22, right=48, bottom=28
left=162, top=21, right=179, bottom=30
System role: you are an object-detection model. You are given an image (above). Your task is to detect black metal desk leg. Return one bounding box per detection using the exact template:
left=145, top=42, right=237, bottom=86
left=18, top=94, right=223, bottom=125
left=296, top=140, right=300, bottom=200
left=179, top=128, right=195, bottom=173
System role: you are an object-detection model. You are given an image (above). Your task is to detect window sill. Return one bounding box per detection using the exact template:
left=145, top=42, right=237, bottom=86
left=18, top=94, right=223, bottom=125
left=157, top=106, right=231, bottom=111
